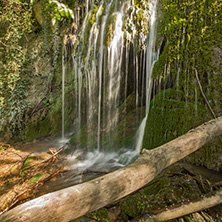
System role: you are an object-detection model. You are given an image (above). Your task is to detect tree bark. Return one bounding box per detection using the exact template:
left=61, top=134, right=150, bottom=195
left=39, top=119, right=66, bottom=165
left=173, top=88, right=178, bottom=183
left=1, top=117, right=222, bottom=222
left=133, top=189, right=222, bottom=222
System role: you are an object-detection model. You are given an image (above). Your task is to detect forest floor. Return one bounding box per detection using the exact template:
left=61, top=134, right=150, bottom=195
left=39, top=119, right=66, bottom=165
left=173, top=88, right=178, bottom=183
left=0, top=142, right=67, bottom=215
left=1, top=142, right=222, bottom=221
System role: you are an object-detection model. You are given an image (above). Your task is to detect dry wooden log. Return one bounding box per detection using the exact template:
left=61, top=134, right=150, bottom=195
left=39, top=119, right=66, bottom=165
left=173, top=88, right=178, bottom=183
left=1, top=117, right=222, bottom=222
left=133, top=189, right=222, bottom=221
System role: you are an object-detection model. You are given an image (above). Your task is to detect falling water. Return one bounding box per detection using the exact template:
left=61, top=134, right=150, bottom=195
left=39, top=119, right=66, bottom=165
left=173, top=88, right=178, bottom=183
left=106, top=4, right=125, bottom=140
left=98, top=1, right=111, bottom=149
left=61, top=0, right=159, bottom=170
left=85, top=0, right=89, bottom=14
left=62, top=47, right=65, bottom=141
left=135, top=0, right=159, bottom=153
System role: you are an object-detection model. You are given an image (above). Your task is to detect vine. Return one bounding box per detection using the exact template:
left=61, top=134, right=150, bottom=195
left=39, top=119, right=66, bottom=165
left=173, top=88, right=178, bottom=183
left=0, top=0, right=32, bottom=135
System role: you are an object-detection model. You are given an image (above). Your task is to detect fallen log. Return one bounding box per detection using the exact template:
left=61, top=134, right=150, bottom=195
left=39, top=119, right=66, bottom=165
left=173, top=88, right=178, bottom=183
left=1, top=117, right=222, bottom=222
left=133, top=189, right=222, bottom=222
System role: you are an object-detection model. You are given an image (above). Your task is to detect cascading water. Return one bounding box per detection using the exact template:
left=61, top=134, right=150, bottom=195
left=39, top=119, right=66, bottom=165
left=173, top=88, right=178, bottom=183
left=135, top=0, right=159, bottom=154
left=61, top=47, right=66, bottom=142
left=62, top=0, right=159, bottom=171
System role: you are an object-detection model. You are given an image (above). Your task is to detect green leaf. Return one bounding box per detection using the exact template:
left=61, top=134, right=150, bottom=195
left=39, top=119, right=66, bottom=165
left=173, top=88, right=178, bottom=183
left=60, top=9, right=66, bottom=17
left=21, top=170, right=26, bottom=176
left=28, top=174, right=44, bottom=184
left=56, top=14, right=61, bottom=21
left=22, top=155, right=35, bottom=169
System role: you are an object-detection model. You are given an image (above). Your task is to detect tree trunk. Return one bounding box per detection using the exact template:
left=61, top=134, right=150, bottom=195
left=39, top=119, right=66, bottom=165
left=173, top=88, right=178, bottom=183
left=1, top=117, right=222, bottom=222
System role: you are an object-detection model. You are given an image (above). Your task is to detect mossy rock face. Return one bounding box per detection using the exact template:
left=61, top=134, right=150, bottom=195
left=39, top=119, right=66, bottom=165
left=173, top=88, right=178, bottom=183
left=142, top=88, right=222, bottom=169
left=141, top=169, right=206, bottom=214
left=25, top=118, right=52, bottom=141
left=104, top=13, right=117, bottom=46
left=143, top=89, right=208, bottom=150
left=185, top=136, right=222, bottom=171
left=70, top=105, right=144, bottom=151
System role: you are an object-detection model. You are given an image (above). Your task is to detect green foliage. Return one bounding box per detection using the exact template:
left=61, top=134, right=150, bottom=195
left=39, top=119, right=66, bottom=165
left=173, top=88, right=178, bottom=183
left=0, top=0, right=32, bottom=134
left=148, top=0, right=222, bottom=151
left=46, top=0, right=74, bottom=25
left=0, top=0, right=32, bottom=105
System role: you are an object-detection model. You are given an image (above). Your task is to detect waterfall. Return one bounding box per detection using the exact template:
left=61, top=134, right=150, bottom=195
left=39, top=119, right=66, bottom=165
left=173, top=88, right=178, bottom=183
left=97, top=1, right=112, bottom=149
left=135, top=0, right=159, bottom=153
left=61, top=0, right=159, bottom=169
left=61, top=47, right=65, bottom=142
left=106, top=4, right=125, bottom=145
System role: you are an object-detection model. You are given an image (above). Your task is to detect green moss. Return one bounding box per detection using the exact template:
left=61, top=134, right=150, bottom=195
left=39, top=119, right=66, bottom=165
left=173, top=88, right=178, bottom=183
left=90, top=5, right=99, bottom=25
left=82, top=4, right=100, bottom=54
left=143, top=89, right=208, bottom=149
left=143, top=177, right=168, bottom=196
left=152, top=46, right=168, bottom=78
left=70, top=126, right=91, bottom=148
left=25, top=117, right=52, bottom=141
left=104, top=14, right=117, bottom=46
left=124, top=167, right=208, bottom=215
left=134, top=0, right=148, bottom=10
left=120, top=195, right=144, bottom=219
left=89, top=208, right=109, bottom=222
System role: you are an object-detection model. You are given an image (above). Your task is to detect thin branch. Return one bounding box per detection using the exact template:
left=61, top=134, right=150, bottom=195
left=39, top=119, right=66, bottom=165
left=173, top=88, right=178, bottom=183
left=193, top=67, right=216, bottom=119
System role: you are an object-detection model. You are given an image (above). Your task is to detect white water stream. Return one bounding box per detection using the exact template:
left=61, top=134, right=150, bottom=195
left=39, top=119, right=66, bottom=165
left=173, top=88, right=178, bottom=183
left=61, top=0, right=159, bottom=171
left=135, top=0, right=159, bottom=154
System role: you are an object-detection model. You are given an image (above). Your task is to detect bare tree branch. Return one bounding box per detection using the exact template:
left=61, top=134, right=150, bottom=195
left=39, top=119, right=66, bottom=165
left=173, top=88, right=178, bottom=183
left=194, top=67, right=217, bottom=119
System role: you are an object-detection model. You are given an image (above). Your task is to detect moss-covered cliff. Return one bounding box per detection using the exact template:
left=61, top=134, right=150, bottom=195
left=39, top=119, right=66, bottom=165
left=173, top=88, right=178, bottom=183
left=143, top=0, right=222, bottom=170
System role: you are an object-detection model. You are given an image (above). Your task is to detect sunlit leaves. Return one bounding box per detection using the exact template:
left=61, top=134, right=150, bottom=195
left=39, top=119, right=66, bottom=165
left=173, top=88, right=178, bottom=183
left=46, top=0, right=74, bottom=25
